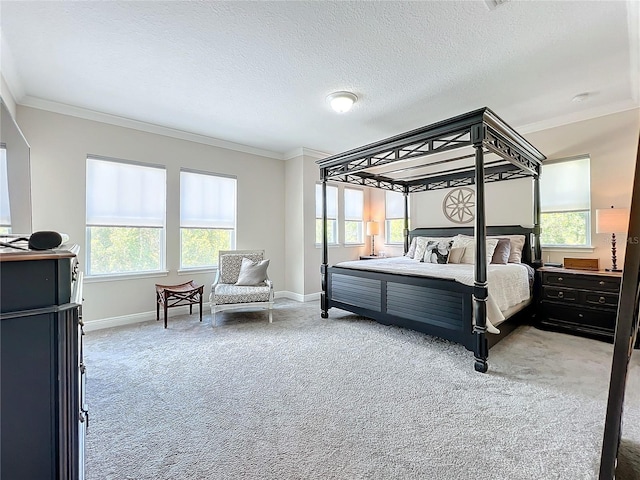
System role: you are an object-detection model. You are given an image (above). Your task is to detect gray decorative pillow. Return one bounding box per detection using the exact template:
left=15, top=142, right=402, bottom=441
left=491, top=238, right=511, bottom=265
left=424, top=240, right=453, bottom=264
left=235, top=257, right=270, bottom=286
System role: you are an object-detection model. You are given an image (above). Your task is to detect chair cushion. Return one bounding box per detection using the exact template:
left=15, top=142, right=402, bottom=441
left=219, top=252, right=264, bottom=284
left=235, top=257, right=270, bottom=286
left=213, top=284, right=271, bottom=305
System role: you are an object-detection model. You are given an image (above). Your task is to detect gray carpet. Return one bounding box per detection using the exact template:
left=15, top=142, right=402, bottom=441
left=83, top=299, right=640, bottom=479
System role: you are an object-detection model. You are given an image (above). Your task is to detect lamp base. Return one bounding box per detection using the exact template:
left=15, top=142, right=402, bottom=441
left=606, top=268, right=623, bottom=272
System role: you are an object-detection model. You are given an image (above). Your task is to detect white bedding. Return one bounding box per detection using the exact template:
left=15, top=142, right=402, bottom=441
left=334, top=257, right=532, bottom=333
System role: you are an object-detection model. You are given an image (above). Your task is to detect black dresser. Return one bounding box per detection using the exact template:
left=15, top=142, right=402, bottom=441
left=0, top=245, right=86, bottom=480
left=537, top=266, right=622, bottom=342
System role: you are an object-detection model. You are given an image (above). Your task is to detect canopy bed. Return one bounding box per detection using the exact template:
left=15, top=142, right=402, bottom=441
left=316, top=108, right=546, bottom=372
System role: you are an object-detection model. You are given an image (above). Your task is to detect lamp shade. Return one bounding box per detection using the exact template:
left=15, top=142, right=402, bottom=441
left=366, top=221, right=379, bottom=236
left=596, top=207, right=630, bottom=234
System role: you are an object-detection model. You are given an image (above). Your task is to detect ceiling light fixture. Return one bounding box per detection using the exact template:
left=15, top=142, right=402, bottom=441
left=327, top=91, right=358, bottom=113
left=572, top=92, right=590, bottom=103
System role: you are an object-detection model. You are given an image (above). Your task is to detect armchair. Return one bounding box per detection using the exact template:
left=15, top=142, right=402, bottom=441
left=209, top=250, right=274, bottom=326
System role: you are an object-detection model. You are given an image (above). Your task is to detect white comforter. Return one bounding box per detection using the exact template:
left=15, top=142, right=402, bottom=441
left=334, top=257, right=532, bottom=333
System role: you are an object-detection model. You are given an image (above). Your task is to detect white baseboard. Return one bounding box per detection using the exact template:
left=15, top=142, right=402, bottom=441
left=84, top=291, right=322, bottom=332
left=276, top=291, right=321, bottom=302
left=83, top=303, right=211, bottom=332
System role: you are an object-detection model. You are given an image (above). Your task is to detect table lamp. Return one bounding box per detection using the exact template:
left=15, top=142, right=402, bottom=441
left=596, top=206, right=630, bottom=272
left=366, top=221, right=380, bottom=256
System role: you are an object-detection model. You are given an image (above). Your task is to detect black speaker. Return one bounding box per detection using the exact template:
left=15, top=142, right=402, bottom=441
left=28, top=231, right=63, bottom=250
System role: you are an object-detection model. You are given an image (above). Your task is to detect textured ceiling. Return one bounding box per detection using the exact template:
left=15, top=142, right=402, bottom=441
left=1, top=1, right=638, bottom=158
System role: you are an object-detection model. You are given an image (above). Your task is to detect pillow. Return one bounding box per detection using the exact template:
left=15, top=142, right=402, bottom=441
left=424, top=239, right=453, bottom=264
left=447, top=247, right=465, bottom=264
left=235, top=257, right=270, bottom=286
left=405, top=237, right=418, bottom=258
left=490, top=238, right=511, bottom=265
left=488, top=235, right=526, bottom=263
left=451, top=235, right=499, bottom=265
left=413, top=237, right=430, bottom=263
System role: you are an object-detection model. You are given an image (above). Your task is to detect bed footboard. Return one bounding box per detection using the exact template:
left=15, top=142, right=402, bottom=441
left=326, top=267, right=475, bottom=350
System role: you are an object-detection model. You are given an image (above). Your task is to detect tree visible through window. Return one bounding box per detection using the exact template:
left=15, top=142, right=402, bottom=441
left=86, top=156, right=166, bottom=275
left=540, top=156, right=591, bottom=246
left=180, top=170, right=236, bottom=268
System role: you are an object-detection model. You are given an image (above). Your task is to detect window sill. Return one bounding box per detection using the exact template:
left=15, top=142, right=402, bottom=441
left=343, top=243, right=366, bottom=247
left=542, top=246, right=595, bottom=253
left=178, top=267, right=217, bottom=276
left=84, top=270, right=169, bottom=283
left=315, top=244, right=342, bottom=248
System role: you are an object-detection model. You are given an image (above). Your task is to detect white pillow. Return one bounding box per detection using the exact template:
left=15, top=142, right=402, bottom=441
left=405, top=237, right=418, bottom=258
left=235, top=257, right=270, bottom=286
left=451, top=235, right=499, bottom=265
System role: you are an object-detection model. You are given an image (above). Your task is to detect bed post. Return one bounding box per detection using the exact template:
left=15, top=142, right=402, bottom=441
left=472, top=126, right=489, bottom=373
left=533, top=168, right=542, bottom=268
left=403, top=186, right=410, bottom=254
left=320, top=174, right=329, bottom=318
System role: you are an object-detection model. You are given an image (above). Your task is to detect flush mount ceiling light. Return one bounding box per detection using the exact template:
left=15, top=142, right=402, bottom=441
left=572, top=92, right=590, bottom=103
left=327, top=91, right=358, bottom=113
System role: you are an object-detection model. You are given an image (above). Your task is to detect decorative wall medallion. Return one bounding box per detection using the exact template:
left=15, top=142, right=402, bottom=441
left=442, top=187, right=475, bottom=224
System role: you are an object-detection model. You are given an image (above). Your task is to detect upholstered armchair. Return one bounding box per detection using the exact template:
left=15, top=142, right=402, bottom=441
left=209, top=250, right=274, bottom=326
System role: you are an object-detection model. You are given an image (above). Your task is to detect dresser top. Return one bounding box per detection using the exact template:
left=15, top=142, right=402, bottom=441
left=538, top=265, right=622, bottom=278
left=0, top=244, right=79, bottom=262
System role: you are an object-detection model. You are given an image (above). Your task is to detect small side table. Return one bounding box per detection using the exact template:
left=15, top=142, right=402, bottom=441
left=155, top=280, right=204, bottom=328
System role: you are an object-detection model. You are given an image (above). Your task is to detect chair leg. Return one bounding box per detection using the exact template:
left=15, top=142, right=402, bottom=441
left=268, top=305, right=273, bottom=324
left=212, top=308, right=217, bottom=327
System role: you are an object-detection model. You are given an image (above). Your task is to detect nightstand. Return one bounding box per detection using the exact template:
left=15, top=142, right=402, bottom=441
left=537, top=266, right=622, bottom=343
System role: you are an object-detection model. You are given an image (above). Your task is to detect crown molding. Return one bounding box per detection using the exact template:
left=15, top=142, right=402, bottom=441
left=284, top=147, right=331, bottom=161
left=18, top=96, right=285, bottom=160
left=518, top=99, right=640, bottom=135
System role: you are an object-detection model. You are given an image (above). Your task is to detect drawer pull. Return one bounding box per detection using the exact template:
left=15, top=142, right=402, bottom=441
left=599, top=297, right=606, bottom=304
left=599, top=281, right=605, bottom=286
left=557, top=277, right=563, bottom=282
left=557, top=291, right=564, bottom=298
left=578, top=313, right=584, bottom=318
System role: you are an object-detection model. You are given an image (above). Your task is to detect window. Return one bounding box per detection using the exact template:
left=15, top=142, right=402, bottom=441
left=86, top=156, right=166, bottom=276
left=316, top=183, right=338, bottom=244
left=385, top=190, right=405, bottom=244
left=540, top=156, right=591, bottom=247
left=0, top=147, right=10, bottom=234
left=180, top=169, right=236, bottom=269
left=344, top=188, right=364, bottom=244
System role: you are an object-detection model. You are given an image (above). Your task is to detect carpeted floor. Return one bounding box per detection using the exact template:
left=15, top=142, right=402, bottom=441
left=83, top=299, right=640, bottom=479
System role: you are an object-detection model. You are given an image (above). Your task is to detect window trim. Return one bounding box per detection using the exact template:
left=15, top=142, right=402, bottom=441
left=343, top=187, right=364, bottom=245
left=316, top=183, right=339, bottom=246
left=540, top=155, right=591, bottom=248
left=85, top=155, right=167, bottom=277
left=179, top=169, right=238, bottom=269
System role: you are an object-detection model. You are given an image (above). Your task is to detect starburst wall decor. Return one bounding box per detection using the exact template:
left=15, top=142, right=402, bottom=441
left=442, top=187, right=475, bottom=224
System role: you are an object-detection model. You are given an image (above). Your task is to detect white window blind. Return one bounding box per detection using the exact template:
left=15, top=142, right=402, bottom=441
left=540, top=157, right=590, bottom=212
left=86, top=157, right=166, bottom=227
left=0, top=148, right=10, bottom=226
left=316, top=184, right=338, bottom=219
left=344, top=188, right=363, bottom=221
left=385, top=191, right=404, bottom=219
left=180, top=171, right=236, bottom=228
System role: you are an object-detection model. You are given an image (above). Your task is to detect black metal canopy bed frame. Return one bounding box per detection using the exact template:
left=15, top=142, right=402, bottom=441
left=316, top=108, right=546, bottom=372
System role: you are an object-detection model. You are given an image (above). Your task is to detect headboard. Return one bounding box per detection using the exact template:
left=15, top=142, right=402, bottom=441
left=408, top=225, right=537, bottom=265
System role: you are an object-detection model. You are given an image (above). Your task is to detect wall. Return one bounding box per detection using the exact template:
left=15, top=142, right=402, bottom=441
left=527, top=108, right=640, bottom=268
left=17, top=106, right=286, bottom=326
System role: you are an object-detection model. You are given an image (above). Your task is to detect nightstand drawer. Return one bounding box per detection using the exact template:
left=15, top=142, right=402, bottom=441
left=540, top=304, right=617, bottom=333
left=542, top=286, right=579, bottom=304
left=542, top=272, right=620, bottom=292
left=583, top=291, right=619, bottom=309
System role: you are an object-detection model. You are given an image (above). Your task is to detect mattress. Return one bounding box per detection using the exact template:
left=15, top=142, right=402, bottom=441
left=334, top=256, right=533, bottom=333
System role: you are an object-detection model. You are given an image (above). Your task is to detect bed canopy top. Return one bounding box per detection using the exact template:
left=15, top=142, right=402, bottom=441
left=316, top=107, right=545, bottom=192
